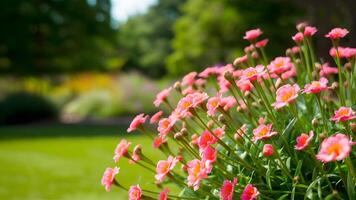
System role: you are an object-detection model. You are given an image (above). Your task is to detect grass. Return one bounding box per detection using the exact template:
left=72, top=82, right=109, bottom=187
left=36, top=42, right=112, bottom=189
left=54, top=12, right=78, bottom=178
left=0, top=124, right=168, bottom=199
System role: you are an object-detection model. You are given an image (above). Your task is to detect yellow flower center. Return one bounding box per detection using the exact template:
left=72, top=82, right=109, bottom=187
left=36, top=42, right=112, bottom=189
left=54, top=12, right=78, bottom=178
left=327, top=143, right=342, bottom=156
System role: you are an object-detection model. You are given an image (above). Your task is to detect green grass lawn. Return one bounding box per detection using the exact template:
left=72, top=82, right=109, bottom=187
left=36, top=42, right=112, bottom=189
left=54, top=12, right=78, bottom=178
left=0, top=124, right=167, bottom=200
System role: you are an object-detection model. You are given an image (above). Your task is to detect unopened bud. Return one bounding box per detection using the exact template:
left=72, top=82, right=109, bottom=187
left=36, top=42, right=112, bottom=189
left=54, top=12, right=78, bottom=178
left=223, top=71, right=234, bottom=81
left=319, top=132, right=327, bottom=141
left=296, top=22, right=308, bottom=32
left=275, top=78, right=282, bottom=88
left=174, top=81, right=182, bottom=92
left=345, top=62, right=352, bottom=71
left=180, top=128, right=188, bottom=136
left=312, top=118, right=319, bottom=128
left=218, top=114, right=226, bottom=123
left=332, top=190, right=338, bottom=197
left=286, top=48, right=292, bottom=56
left=295, top=59, right=301, bottom=65
left=251, top=51, right=259, bottom=59
left=174, top=132, right=184, bottom=140
left=293, top=176, right=300, bottom=182
left=207, top=120, right=214, bottom=129
left=350, top=122, right=356, bottom=133
left=315, top=63, right=321, bottom=70
left=344, top=81, right=349, bottom=87
left=331, top=82, right=338, bottom=90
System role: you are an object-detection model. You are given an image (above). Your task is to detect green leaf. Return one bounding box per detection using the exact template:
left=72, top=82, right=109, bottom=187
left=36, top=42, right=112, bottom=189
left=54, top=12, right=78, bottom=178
left=291, top=186, right=296, bottom=200
left=294, top=160, right=303, bottom=177
left=266, top=160, right=272, bottom=190
left=346, top=170, right=356, bottom=199
left=282, top=118, right=297, bottom=140
left=305, top=177, right=320, bottom=200
left=277, top=194, right=289, bottom=200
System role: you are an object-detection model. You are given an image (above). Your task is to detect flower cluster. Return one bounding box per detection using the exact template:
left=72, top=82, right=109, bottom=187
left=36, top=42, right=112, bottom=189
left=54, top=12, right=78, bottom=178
left=102, top=24, right=356, bottom=199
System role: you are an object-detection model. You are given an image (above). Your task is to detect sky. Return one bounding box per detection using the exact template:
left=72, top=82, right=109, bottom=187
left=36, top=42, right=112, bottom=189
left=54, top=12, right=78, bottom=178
left=111, top=0, right=157, bottom=22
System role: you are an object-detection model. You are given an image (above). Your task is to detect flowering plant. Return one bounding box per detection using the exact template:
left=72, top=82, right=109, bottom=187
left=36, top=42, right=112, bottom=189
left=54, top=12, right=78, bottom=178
left=102, top=24, right=356, bottom=200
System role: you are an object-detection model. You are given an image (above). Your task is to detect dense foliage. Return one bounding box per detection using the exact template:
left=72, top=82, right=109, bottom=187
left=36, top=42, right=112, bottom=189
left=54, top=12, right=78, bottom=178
left=102, top=25, right=356, bottom=199
left=0, top=0, right=117, bottom=74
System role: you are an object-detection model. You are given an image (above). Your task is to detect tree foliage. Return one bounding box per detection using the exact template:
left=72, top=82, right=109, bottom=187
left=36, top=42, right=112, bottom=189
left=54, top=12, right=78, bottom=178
left=0, top=0, right=117, bottom=74
left=118, top=0, right=186, bottom=78
left=167, top=0, right=302, bottom=76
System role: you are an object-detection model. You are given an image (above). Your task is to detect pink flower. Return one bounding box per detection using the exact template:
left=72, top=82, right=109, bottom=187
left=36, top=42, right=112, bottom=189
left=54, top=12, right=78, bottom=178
left=158, top=188, right=170, bottom=200
left=182, top=72, right=197, bottom=86
left=241, top=184, right=259, bottom=200
left=129, top=144, right=142, bottom=164
left=272, top=84, right=300, bottom=109
left=201, top=145, right=217, bottom=163
left=325, top=28, right=349, bottom=39
left=154, top=87, right=172, bottom=107
left=236, top=79, right=253, bottom=92
left=187, top=159, right=212, bottom=191
left=240, top=65, right=266, bottom=81
left=329, top=47, right=346, bottom=58
left=291, top=46, right=300, bottom=54
left=304, top=26, right=317, bottom=36
left=267, top=57, right=293, bottom=75
left=292, top=32, right=303, bottom=43
left=253, top=124, right=278, bottom=141
left=127, top=114, right=148, bottom=132
left=150, top=111, right=163, bottom=124
left=199, top=66, right=220, bottom=78
left=233, top=55, right=248, bottom=65
left=129, top=185, right=142, bottom=200
left=213, top=127, right=225, bottom=138
left=191, top=134, right=199, bottom=145
left=344, top=47, right=356, bottom=59
left=220, top=96, right=237, bottom=111
left=243, top=28, right=263, bottom=41
left=220, top=178, right=238, bottom=200
left=255, top=39, right=269, bottom=48
left=316, top=134, right=354, bottom=163
left=281, top=65, right=296, bottom=80
left=198, top=130, right=218, bottom=151
left=302, top=77, right=329, bottom=94
left=153, top=136, right=167, bottom=149
left=207, top=94, right=222, bottom=116
left=262, top=144, right=274, bottom=156
left=319, top=63, right=338, bottom=77
left=101, top=167, right=119, bottom=192
left=113, top=139, right=131, bottom=162
left=158, top=118, right=175, bottom=137
left=295, top=131, right=314, bottom=151
left=155, top=156, right=179, bottom=183
left=331, top=107, right=356, bottom=122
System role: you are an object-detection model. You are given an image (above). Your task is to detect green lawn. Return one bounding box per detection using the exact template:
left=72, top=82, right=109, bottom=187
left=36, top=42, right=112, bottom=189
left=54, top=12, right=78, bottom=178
left=0, top=124, right=167, bottom=200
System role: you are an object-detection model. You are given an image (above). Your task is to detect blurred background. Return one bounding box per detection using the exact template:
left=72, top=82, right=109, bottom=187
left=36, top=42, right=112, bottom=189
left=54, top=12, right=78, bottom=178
left=0, top=0, right=355, bottom=199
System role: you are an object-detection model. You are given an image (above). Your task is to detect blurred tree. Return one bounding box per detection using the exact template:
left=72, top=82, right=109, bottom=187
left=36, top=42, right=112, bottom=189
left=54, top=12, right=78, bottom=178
left=118, top=0, right=186, bottom=78
left=0, top=0, right=119, bottom=74
left=167, top=0, right=302, bottom=76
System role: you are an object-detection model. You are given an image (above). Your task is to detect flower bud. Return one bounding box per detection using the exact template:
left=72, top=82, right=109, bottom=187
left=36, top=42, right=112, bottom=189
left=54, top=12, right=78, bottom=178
left=218, top=114, right=226, bottom=123
left=251, top=51, right=259, bottom=59
left=331, top=82, right=338, bottom=90
left=207, top=120, right=214, bottom=129
left=223, top=71, right=234, bottom=81
left=312, top=118, right=319, bottom=128
left=345, top=62, right=352, bottom=71
left=174, top=132, right=184, bottom=140
left=263, top=144, right=274, bottom=156
left=174, top=81, right=182, bottom=93
left=318, top=132, right=327, bottom=141
left=286, top=48, right=292, bottom=57
left=344, top=81, right=349, bottom=87
left=275, top=78, right=282, bottom=88
left=296, top=22, right=308, bottom=32
left=350, top=122, right=356, bottom=133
